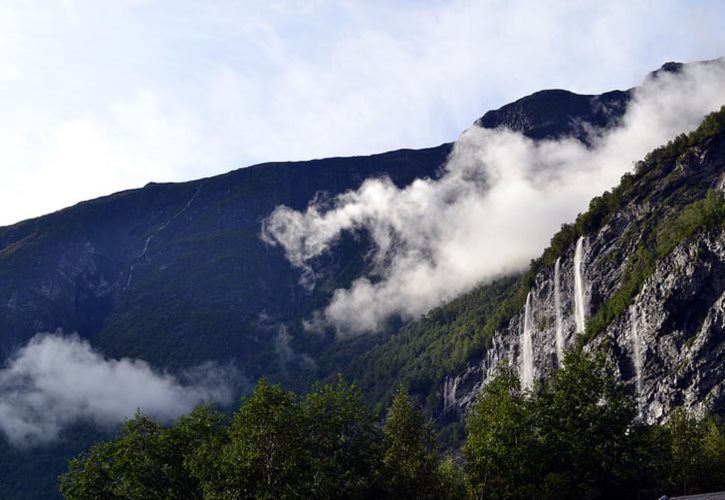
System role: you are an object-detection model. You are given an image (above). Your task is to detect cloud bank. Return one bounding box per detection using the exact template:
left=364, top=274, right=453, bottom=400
left=262, top=60, right=725, bottom=335
left=0, top=333, right=238, bottom=447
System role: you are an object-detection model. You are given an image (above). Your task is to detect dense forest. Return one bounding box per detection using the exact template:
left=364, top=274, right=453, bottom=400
left=60, top=349, right=725, bottom=499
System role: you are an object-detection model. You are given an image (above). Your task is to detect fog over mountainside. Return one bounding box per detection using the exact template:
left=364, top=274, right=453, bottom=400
left=262, top=58, right=725, bottom=335
left=0, top=333, right=238, bottom=446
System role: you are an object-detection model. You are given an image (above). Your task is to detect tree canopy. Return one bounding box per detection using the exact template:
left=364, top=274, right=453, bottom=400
left=60, top=353, right=725, bottom=499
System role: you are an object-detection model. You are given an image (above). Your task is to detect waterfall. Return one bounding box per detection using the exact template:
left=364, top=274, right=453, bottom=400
left=520, top=292, right=534, bottom=390
left=573, top=236, right=587, bottom=334
left=443, top=376, right=459, bottom=410
left=554, top=257, right=564, bottom=365
left=629, top=306, right=645, bottom=419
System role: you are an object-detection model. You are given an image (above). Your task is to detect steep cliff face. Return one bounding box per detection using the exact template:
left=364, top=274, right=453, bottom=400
left=610, top=232, right=725, bottom=421
left=439, top=118, right=725, bottom=425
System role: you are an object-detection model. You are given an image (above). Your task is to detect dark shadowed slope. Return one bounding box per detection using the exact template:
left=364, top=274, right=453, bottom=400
left=0, top=145, right=451, bottom=372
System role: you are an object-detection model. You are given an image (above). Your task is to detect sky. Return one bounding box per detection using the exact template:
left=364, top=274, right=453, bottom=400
left=1, top=0, right=725, bottom=226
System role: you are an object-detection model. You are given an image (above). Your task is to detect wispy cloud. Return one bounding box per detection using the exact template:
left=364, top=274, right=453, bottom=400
left=263, top=60, right=725, bottom=335
left=0, top=332, right=239, bottom=447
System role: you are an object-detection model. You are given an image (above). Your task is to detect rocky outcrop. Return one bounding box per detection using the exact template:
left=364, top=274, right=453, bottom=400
left=476, top=88, right=631, bottom=142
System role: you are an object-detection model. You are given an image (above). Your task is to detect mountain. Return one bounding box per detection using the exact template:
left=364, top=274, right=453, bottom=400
left=0, top=67, right=635, bottom=380
left=1, top=59, right=724, bottom=497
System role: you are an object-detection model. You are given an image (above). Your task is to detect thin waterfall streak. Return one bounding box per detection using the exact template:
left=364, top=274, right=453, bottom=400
left=629, top=306, right=645, bottom=420
left=554, top=257, right=564, bottom=365
left=520, top=292, right=534, bottom=390
left=573, top=236, right=587, bottom=334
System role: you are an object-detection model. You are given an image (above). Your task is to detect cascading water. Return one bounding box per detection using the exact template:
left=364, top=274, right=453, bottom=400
left=443, top=376, right=459, bottom=410
left=573, top=236, right=587, bottom=334
left=520, top=291, right=534, bottom=390
left=629, top=306, right=645, bottom=419
left=554, top=257, right=564, bottom=365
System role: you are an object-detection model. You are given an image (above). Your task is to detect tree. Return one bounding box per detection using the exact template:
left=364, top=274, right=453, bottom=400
left=437, top=455, right=468, bottom=500
left=463, top=365, right=539, bottom=499
left=60, top=411, right=194, bottom=500
left=301, top=375, right=382, bottom=498
left=699, top=416, right=725, bottom=493
left=660, top=411, right=725, bottom=495
left=534, top=349, right=638, bottom=498
left=382, top=386, right=441, bottom=499
left=212, top=379, right=308, bottom=499
left=60, top=440, right=121, bottom=500
left=464, top=351, right=641, bottom=499
left=170, top=404, right=229, bottom=499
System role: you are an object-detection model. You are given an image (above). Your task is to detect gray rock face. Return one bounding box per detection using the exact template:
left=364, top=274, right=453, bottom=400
left=616, top=233, right=725, bottom=421
left=438, top=135, right=725, bottom=425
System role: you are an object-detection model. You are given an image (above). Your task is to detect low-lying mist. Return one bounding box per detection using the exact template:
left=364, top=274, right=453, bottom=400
left=0, top=333, right=239, bottom=447
left=262, top=60, right=725, bottom=336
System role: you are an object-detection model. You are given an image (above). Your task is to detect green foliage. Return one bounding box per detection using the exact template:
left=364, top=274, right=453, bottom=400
left=635, top=133, right=688, bottom=175
left=656, top=189, right=725, bottom=254
left=635, top=106, right=725, bottom=175
left=657, top=411, right=725, bottom=495
left=209, top=380, right=308, bottom=499
left=690, top=105, right=725, bottom=142
left=60, top=407, right=228, bottom=500
left=60, top=365, right=725, bottom=500
left=382, top=387, right=442, bottom=499
left=464, top=351, right=725, bottom=499
left=465, top=352, right=639, bottom=499
left=172, top=406, right=230, bottom=499
left=534, top=350, right=638, bottom=498
left=342, top=275, right=520, bottom=412
left=437, top=455, right=468, bottom=500
left=60, top=378, right=389, bottom=500
left=60, top=441, right=120, bottom=500
left=301, top=375, right=382, bottom=498
left=464, top=366, right=539, bottom=499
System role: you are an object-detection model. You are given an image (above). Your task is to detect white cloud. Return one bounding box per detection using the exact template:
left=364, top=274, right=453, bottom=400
left=0, top=332, right=238, bottom=447
left=0, top=1, right=724, bottom=226
left=262, top=60, right=725, bottom=335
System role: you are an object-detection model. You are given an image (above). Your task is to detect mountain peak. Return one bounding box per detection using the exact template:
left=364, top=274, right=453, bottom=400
left=646, top=60, right=685, bottom=80
left=474, top=88, right=630, bottom=142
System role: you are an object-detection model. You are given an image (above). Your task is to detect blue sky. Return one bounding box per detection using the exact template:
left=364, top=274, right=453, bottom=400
left=1, top=0, right=724, bottom=226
